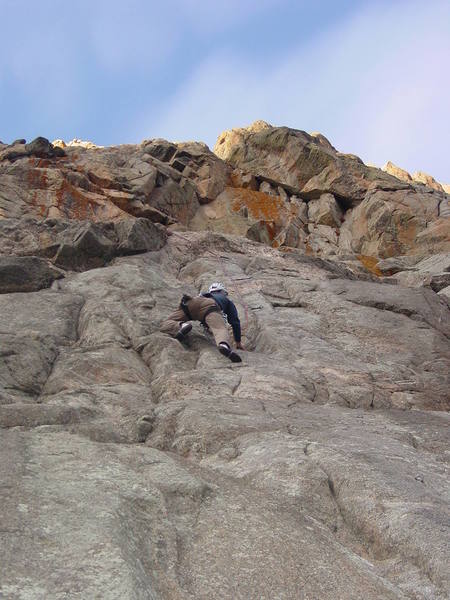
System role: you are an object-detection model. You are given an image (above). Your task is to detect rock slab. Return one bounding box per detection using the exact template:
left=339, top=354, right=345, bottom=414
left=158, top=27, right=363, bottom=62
left=0, top=231, right=449, bottom=599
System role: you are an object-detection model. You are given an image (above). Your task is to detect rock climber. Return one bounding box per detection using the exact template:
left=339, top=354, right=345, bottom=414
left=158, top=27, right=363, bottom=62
left=160, top=282, right=244, bottom=362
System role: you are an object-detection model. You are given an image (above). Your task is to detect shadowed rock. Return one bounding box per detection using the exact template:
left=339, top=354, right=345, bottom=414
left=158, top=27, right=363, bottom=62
left=54, top=223, right=115, bottom=271
left=0, top=256, right=64, bottom=293
left=114, top=218, right=167, bottom=255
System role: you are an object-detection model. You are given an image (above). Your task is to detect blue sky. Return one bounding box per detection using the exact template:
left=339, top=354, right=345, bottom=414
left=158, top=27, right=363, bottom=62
left=1, top=0, right=449, bottom=181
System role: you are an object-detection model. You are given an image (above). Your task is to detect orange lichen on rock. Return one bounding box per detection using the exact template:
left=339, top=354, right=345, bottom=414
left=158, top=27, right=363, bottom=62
left=26, top=166, right=48, bottom=190
left=55, top=179, right=99, bottom=220
left=305, top=241, right=313, bottom=256
left=26, top=166, right=49, bottom=216
left=231, top=188, right=285, bottom=222
left=264, top=221, right=279, bottom=245
left=357, top=255, right=383, bottom=276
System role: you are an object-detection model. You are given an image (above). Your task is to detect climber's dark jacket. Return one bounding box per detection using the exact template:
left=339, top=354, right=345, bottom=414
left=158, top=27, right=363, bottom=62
left=201, top=291, right=241, bottom=342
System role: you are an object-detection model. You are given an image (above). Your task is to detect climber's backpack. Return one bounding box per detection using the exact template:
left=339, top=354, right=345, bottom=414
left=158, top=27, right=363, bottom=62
left=179, top=293, right=221, bottom=326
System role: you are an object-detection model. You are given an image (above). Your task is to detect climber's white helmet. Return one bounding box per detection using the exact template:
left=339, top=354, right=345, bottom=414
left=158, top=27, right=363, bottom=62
left=208, top=282, right=227, bottom=294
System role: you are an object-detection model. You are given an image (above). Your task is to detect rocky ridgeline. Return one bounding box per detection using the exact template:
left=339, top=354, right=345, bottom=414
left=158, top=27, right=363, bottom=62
left=212, top=121, right=449, bottom=264
left=382, top=160, right=448, bottom=194
left=0, top=123, right=449, bottom=599
left=1, top=122, right=449, bottom=289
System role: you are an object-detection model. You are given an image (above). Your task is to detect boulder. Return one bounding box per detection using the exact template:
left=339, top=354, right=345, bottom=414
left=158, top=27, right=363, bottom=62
left=114, top=218, right=167, bottom=254
left=214, top=121, right=409, bottom=206
left=175, top=142, right=230, bottom=203
left=142, top=138, right=178, bottom=162
left=0, top=256, right=64, bottom=293
left=25, top=136, right=65, bottom=158
left=0, top=137, right=66, bottom=162
left=307, top=224, right=339, bottom=255
left=0, top=143, right=28, bottom=162
left=299, top=159, right=401, bottom=204
left=290, top=196, right=308, bottom=224
left=150, top=177, right=199, bottom=224
left=307, top=193, right=343, bottom=227
left=215, top=121, right=336, bottom=194
left=144, top=139, right=230, bottom=204
left=54, top=223, right=115, bottom=271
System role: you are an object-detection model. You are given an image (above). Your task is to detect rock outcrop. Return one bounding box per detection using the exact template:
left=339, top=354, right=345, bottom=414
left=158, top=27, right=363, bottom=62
left=52, top=138, right=104, bottom=149
left=214, top=122, right=449, bottom=260
left=1, top=128, right=448, bottom=265
left=383, top=160, right=446, bottom=193
left=0, top=123, right=449, bottom=600
left=0, top=217, right=167, bottom=271
left=0, top=136, right=227, bottom=225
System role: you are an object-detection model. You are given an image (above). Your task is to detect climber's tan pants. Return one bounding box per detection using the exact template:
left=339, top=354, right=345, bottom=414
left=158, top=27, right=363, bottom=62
left=160, top=296, right=230, bottom=346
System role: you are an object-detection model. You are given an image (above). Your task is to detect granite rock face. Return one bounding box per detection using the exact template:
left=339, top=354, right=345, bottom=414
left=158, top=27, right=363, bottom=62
left=0, top=123, right=449, bottom=599
left=1, top=230, right=449, bottom=599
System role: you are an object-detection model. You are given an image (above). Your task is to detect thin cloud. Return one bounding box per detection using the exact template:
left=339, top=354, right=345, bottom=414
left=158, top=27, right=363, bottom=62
left=138, top=0, right=450, bottom=181
left=0, top=0, right=284, bottom=140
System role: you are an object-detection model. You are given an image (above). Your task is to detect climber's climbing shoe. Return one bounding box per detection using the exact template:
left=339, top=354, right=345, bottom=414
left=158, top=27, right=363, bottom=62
left=175, top=322, right=192, bottom=341
left=219, top=342, right=242, bottom=363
